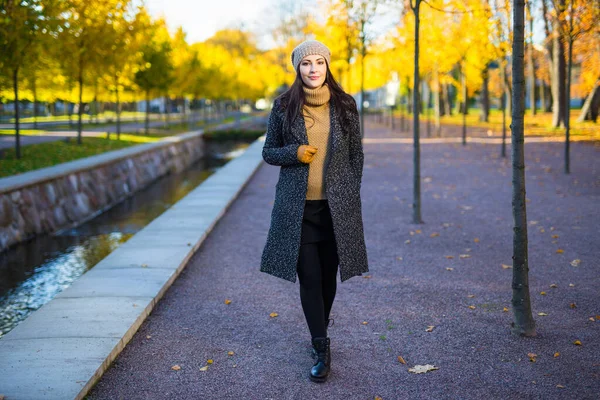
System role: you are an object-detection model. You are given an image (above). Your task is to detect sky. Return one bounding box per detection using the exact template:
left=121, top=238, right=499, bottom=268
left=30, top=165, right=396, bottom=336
left=144, top=0, right=273, bottom=44
left=144, top=0, right=546, bottom=48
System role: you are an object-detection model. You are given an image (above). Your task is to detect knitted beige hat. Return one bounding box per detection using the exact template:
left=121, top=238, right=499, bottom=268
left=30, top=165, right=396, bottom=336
left=291, top=40, right=331, bottom=72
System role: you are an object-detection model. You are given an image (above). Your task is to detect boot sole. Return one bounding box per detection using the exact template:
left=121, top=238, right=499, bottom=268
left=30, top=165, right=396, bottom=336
left=309, top=374, right=328, bottom=383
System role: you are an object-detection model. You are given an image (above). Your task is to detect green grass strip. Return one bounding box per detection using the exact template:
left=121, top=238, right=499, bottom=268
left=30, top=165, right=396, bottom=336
left=0, top=135, right=161, bottom=178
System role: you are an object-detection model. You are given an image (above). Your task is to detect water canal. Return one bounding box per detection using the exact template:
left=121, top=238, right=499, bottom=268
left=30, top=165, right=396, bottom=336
left=0, top=141, right=251, bottom=338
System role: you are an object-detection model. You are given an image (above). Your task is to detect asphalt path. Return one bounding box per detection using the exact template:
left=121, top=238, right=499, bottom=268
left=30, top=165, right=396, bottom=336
left=87, top=118, right=599, bottom=399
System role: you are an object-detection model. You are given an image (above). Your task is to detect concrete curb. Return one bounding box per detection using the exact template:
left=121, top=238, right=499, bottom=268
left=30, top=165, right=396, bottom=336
left=0, top=137, right=266, bottom=400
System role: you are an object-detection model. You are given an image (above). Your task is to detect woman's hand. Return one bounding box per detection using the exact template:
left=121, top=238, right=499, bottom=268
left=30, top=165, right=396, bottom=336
left=297, top=145, right=318, bottom=163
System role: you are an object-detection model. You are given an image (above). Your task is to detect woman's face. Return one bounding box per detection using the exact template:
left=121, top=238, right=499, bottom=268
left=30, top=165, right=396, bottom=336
left=299, top=54, right=327, bottom=89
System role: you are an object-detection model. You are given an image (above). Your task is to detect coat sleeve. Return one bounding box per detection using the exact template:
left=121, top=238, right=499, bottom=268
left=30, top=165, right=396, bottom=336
left=348, top=108, right=364, bottom=181
left=262, top=101, right=301, bottom=167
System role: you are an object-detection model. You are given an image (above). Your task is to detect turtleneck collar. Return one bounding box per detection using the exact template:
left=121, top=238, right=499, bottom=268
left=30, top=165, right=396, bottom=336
left=303, top=84, right=331, bottom=107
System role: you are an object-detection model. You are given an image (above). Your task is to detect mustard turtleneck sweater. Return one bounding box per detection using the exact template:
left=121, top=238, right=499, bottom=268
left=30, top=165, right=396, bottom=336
left=302, top=84, right=331, bottom=200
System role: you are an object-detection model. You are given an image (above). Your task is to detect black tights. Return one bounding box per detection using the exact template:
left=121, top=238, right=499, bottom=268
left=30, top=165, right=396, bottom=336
left=297, top=239, right=339, bottom=339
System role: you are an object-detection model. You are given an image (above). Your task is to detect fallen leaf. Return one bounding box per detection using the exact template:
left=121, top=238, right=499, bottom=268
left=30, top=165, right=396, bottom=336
left=408, top=364, right=439, bottom=374
left=573, top=340, right=582, bottom=346
left=556, top=249, right=564, bottom=254
left=446, top=267, right=454, bottom=271
left=171, top=365, right=181, bottom=371
left=363, top=275, right=372, bottom=279
left=540, top=291, right=547, bottom=295
left=405, top=240, right=411, bottom=244
left=146, top=335, right=152, bottom=339
left=569, top=283, right=575, bottom=287
left=468, top=305, right=476, bottom=310
left=415, top=229, right=422, bottom=234
left=556, top=385, right=565, bottom=389
left=269, top=312, right=278, bottom=318
left=430, top=232, right=440, bottom=237
left=550, top=284, right=558, bottom=288
left=473, top=238, right=480, bottom=243
left=538, top=312, right=548, bottom=316
left=570, top=303, right=577, bottom=309
left=529, top=220, right=539, bottom=225
left=503, top=307, right=509, bottom=312
left=225, top=299, right=232, bottom=305
left=228, top=351, right=234, bottom=356
left=207, top=359, right=213, bottom=364
left=199, top=366, right=209, bottom=372
left=570, top=259, right=581, bottom=267
left=396, top=256, right=403, bottom=260
left=539, top=228, right=546, bottom=233
left=502, top=264, right=513, bottom=269
left=375, top=397, right=383, bottom=400
left=528, top=353, right=537, bottom=362
left=362, top=321, right=369, bottom=325
left=445, top=255, right=455, bottom=259
left=467, top=294, right=475, bottom=298
left=397, top=356, right=407, bottom=364
left=552, top=235, right=559, bottom=239
left=426, top=326, right=435, bottom=332
left=554, top=352, right=560, bottom=358
left=459, top=254, right=471, bottom=259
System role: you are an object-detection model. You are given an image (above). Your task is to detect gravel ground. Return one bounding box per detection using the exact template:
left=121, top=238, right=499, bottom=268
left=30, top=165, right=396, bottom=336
left=87, top=118, right=599, bottom=400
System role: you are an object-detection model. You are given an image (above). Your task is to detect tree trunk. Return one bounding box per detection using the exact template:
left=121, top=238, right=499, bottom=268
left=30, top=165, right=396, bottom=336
left=412, top=0, right=423, bottom=224
left=504, top=72, right=513, bottom=116
left=145, top=90, right=150, bottom=135
left=511, top=0, right=536, bottom=337
left=442, top=83, right=452, bottom=116
left=462, top=65, right=467, bottom=146
left=13, top=67, right=21, bottom=159
left=116, top=83, right=121, bottom=140
left=577, top=81, right=599, bottom=123
left=360, top=29, right=366, bottom=139
left=433, top=67, right=441, bottom=136
left=480, top=65, right=490, bottom=122
left=564, top=38, right=573, bottom=174
left=501, top=60, right=507, bottom=158
left=164, top=95, right=169, bottom=129
left=551, top=3, right=566, bottom=128
left=77, top=67, right=83, bottom=145
left=540, top=81, right=547, bottom=112
left=527, top=1, right=536, bottom=116
left=32, top=77, right=38, bottom=129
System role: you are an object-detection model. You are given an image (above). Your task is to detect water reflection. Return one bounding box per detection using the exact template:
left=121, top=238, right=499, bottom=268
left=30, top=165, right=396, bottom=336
left=0, top=141, right=249, bottom=337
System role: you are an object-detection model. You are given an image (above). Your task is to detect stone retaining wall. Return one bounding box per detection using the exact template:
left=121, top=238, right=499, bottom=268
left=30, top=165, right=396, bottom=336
left=0, top=132, right=205, bottom=252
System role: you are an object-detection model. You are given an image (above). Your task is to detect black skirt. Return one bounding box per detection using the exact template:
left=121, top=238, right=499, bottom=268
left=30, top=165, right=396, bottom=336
left=300, top=199, right=335, bottom=244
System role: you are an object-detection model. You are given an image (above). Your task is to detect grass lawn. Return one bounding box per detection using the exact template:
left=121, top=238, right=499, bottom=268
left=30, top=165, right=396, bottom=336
left=391, top=108, right=599, bottom=139
left=0, top=134, right=161, bottom=178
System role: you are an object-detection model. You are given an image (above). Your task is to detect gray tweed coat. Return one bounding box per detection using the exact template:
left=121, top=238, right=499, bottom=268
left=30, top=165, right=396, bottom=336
left=260, top=98, right=369, bottom=283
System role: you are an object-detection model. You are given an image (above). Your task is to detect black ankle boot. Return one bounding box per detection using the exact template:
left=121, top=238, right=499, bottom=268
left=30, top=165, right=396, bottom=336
left=310, top=337, right=331, bottom=383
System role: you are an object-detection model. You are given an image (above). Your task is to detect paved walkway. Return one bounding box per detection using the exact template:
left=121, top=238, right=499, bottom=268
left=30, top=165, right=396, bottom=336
left=87, top=119, right=599, bottom=399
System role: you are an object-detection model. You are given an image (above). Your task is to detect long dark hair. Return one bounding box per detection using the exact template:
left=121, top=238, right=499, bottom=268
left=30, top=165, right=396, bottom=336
left=277, top=65, right=357, bottom=136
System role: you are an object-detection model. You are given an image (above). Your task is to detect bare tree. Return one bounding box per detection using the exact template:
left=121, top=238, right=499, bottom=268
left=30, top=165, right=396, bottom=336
left=410, top=0, right=423, bottom=224
left=551, top=0, right=599, bottom=173
left=511, top=0, right=536, bottom=337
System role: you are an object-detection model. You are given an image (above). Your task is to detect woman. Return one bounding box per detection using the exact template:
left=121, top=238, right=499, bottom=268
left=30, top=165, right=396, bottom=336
left=260, top=39, right=368, bottom=383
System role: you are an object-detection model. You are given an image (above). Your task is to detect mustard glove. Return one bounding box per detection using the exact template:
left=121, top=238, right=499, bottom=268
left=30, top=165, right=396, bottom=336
left=297, top=145, right=318, bottom=164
